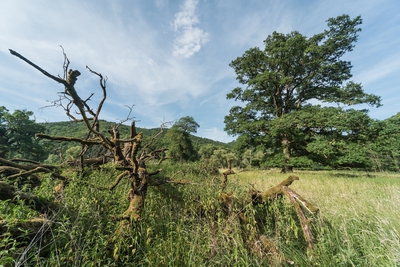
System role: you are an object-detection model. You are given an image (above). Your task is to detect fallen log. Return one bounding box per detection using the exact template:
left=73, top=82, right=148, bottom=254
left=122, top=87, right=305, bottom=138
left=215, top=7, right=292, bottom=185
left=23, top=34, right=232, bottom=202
left=0, top=181, right=57, bottom=212
left=217, top=176, right=319, bottom=264
left=0, top=157, right=66, bottom=181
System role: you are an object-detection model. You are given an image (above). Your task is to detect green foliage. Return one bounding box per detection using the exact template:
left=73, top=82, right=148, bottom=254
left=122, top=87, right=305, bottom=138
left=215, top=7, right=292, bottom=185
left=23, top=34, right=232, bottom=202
left=0, top=106, right=51, bottom=160
left=209, top=148, right=236, bottom=168
left=165, top=129, right=198, bottom=162
left=224, top=14, right=381, bottom=171
left=41, top=120, right=230, bottom=163
left=171, top=116, right=199, bottom=134
left=291, top=106, right=374, bottom=168
left=165, top=117, right=200, bottom=162
left=1, top=166, right=399, bottom=266
left=198, top=144, right=219, bottom=160
left=240, top=149, right=265, bottom=168
left=65, top=145, right=82, bottom=160
left=367, top=113, right=400, bottom=171
left=44, top=153, right=62, bottom=164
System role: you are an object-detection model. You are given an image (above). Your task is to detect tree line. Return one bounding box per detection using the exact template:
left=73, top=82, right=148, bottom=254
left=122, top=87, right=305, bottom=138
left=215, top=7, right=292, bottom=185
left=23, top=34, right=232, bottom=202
left=1, top=105, right=399, bottom=171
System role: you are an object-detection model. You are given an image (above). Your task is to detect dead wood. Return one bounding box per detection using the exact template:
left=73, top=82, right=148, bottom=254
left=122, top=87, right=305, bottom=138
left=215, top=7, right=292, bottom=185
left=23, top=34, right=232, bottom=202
left=0, top=217, right=52, bottom=243
left=0, top=157, right=66, bottom=181
left=215, top=176, right=318, bottom=264
left=109, top=170, right=130, bottom=190
left=10, top=48, right=195, bottom=261
left=221, top=158, right=235, bottom=190
left=35, top=133, right=104, bottom=145
left=64, top=155, right=112, bottom=167
left=0, top=181, right=57, bottom=212
left=282, top=187, right=317, bottom=250
left=247, top=176, right=318, bottom=256
left=11, top=158, right=57, bottom=169
left=247, top=175, right=300, bottom=204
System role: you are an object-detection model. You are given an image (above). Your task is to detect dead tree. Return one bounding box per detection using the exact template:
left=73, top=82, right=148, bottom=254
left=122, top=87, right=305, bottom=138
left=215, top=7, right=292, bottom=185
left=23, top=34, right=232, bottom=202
left=9, top=48, right=176, bottom=251
left=216, top=176, right=317, bottom=265
left=221, top=158, right=234, bottom=190
left=8, top=49, right=320, bottom=264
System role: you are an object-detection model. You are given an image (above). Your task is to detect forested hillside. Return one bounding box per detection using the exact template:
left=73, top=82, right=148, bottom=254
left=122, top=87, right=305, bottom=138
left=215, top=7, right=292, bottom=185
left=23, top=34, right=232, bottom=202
left=39, top=120, right=236, bottom=168
left=42, top=120, right=232, bottom=148
left=34, top=112, right=400, bottom=172
left=1, top=108, right=399, bottom=171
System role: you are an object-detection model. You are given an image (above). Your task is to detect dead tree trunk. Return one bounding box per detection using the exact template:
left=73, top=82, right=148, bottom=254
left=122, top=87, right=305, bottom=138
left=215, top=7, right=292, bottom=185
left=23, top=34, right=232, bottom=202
left=9, top=49, right=172, bottom=257
left=218, top=175, right=318, bottom=264
left=221, top=158, right=234, bottom=190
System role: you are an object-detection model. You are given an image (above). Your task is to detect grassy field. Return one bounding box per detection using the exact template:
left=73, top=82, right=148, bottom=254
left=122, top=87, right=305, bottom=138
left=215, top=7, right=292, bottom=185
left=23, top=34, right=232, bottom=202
left=234, top=169, right=400, bottom=266
left=1, top=165, right=399, bottom=266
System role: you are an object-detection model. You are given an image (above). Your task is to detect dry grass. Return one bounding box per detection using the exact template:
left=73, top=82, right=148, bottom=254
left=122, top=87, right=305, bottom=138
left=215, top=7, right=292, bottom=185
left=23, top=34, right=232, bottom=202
left=231, top=169, right=400, bottom=266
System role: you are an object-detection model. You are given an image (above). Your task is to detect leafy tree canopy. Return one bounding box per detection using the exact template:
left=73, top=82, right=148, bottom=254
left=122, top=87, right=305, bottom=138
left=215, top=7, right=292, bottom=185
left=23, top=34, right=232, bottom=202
left=367, top=113, right=400, bottom=171
left=166, top=116, right=200, bottom=162
left=171, top=116, right=200, bottom=134
left=0, top=106, right=50, bottom=160
left=224, top=14, right=381, bottom=172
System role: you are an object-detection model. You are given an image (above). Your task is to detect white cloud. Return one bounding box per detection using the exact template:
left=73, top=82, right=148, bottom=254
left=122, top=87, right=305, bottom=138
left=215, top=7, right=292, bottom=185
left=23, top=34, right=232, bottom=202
left=172, top=0, right=209, bottom=58
left=0, top=1, right=211, bottom=122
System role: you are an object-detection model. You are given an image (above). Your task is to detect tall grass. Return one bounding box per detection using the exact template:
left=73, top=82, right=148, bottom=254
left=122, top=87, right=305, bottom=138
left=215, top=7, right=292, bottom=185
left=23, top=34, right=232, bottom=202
left=236, top=169, right=400, bottom=266
left=1, top=165, right=399, bottom=266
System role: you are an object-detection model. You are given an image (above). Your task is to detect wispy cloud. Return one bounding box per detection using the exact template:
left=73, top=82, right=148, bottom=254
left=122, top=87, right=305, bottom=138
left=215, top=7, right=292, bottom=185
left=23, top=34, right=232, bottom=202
left=172, top=0, right=209, bottom=58
left=354, top=52, right=400, bottom=86
left=1, top=0, right=399, bottom=142
left=0, top=1, right=211, bottom=124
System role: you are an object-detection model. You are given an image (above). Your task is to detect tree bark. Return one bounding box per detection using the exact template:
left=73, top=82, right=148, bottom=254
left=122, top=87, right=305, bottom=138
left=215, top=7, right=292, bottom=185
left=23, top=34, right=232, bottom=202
left=221, top=158, right=234, bottom=190
left=0, top=157, right=66, bottom=180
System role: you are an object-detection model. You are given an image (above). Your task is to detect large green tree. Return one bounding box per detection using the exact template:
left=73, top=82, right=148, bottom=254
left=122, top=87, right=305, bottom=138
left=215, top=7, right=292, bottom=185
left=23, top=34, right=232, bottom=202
left=165, top=116, right=200, bottom=161
left=0, top=106, right=50, bottom=160
left=224, top=14, right=381, bottom=172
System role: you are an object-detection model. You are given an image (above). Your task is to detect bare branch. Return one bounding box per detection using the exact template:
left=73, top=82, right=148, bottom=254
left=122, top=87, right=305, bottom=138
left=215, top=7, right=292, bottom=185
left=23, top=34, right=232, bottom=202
left=282, top=187, right=316, bottom=250
left=158, top=156, right=173, bottom=165
left=0, top=157, right=66, bottom=181
left=60, top=45, right=70, bottom=79
left=36, top=133, right=104, bottom=145
left=9, top=49, right=66, bottom=85
left=139, top=122, right=170, bottom=155
left=86, top=65, right=107, bottom=130
left=109, top=170, right=130, bottom=191
left=7, top=166, right=66, bottom=180
left=141, top=148, right=169, bottom=162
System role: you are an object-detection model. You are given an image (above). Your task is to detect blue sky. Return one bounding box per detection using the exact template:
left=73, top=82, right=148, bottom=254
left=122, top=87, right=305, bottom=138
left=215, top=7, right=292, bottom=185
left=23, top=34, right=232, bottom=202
left=1, top=0, right=399, bottom=142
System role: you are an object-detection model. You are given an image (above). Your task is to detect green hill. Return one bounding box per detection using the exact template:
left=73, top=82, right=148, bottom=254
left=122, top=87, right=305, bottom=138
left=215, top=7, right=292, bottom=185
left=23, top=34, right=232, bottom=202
left=40, top=120, right=234, bottom=154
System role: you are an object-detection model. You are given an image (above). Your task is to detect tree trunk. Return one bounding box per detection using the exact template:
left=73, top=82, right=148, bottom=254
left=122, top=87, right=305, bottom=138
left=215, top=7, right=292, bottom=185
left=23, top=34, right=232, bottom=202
left=122, top=167, right=148, bottom=222
left=281, top=135, right=293, bottom=173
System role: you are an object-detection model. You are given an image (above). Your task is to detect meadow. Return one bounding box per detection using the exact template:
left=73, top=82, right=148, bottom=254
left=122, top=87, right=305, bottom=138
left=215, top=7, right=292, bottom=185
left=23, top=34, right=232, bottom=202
left=236, top=169, right=400, bottom=266
left=1, top=164, right=399, bottom=266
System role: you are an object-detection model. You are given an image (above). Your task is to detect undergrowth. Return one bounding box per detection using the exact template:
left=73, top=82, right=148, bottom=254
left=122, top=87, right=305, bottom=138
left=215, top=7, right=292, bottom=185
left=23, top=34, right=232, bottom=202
left=1, top=164, right=399, bottom=266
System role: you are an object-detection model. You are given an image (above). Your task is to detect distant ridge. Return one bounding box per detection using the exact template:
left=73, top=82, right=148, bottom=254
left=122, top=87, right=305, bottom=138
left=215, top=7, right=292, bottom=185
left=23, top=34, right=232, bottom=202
left=41, top=120, right=234, bottom=148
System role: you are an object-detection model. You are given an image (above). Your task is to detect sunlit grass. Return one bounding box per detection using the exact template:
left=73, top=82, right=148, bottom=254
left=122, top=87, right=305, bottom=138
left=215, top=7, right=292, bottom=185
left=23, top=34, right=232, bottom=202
left=231, top=169, right=400, bottom=266
left=2, top=166, right=399, bottom=266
